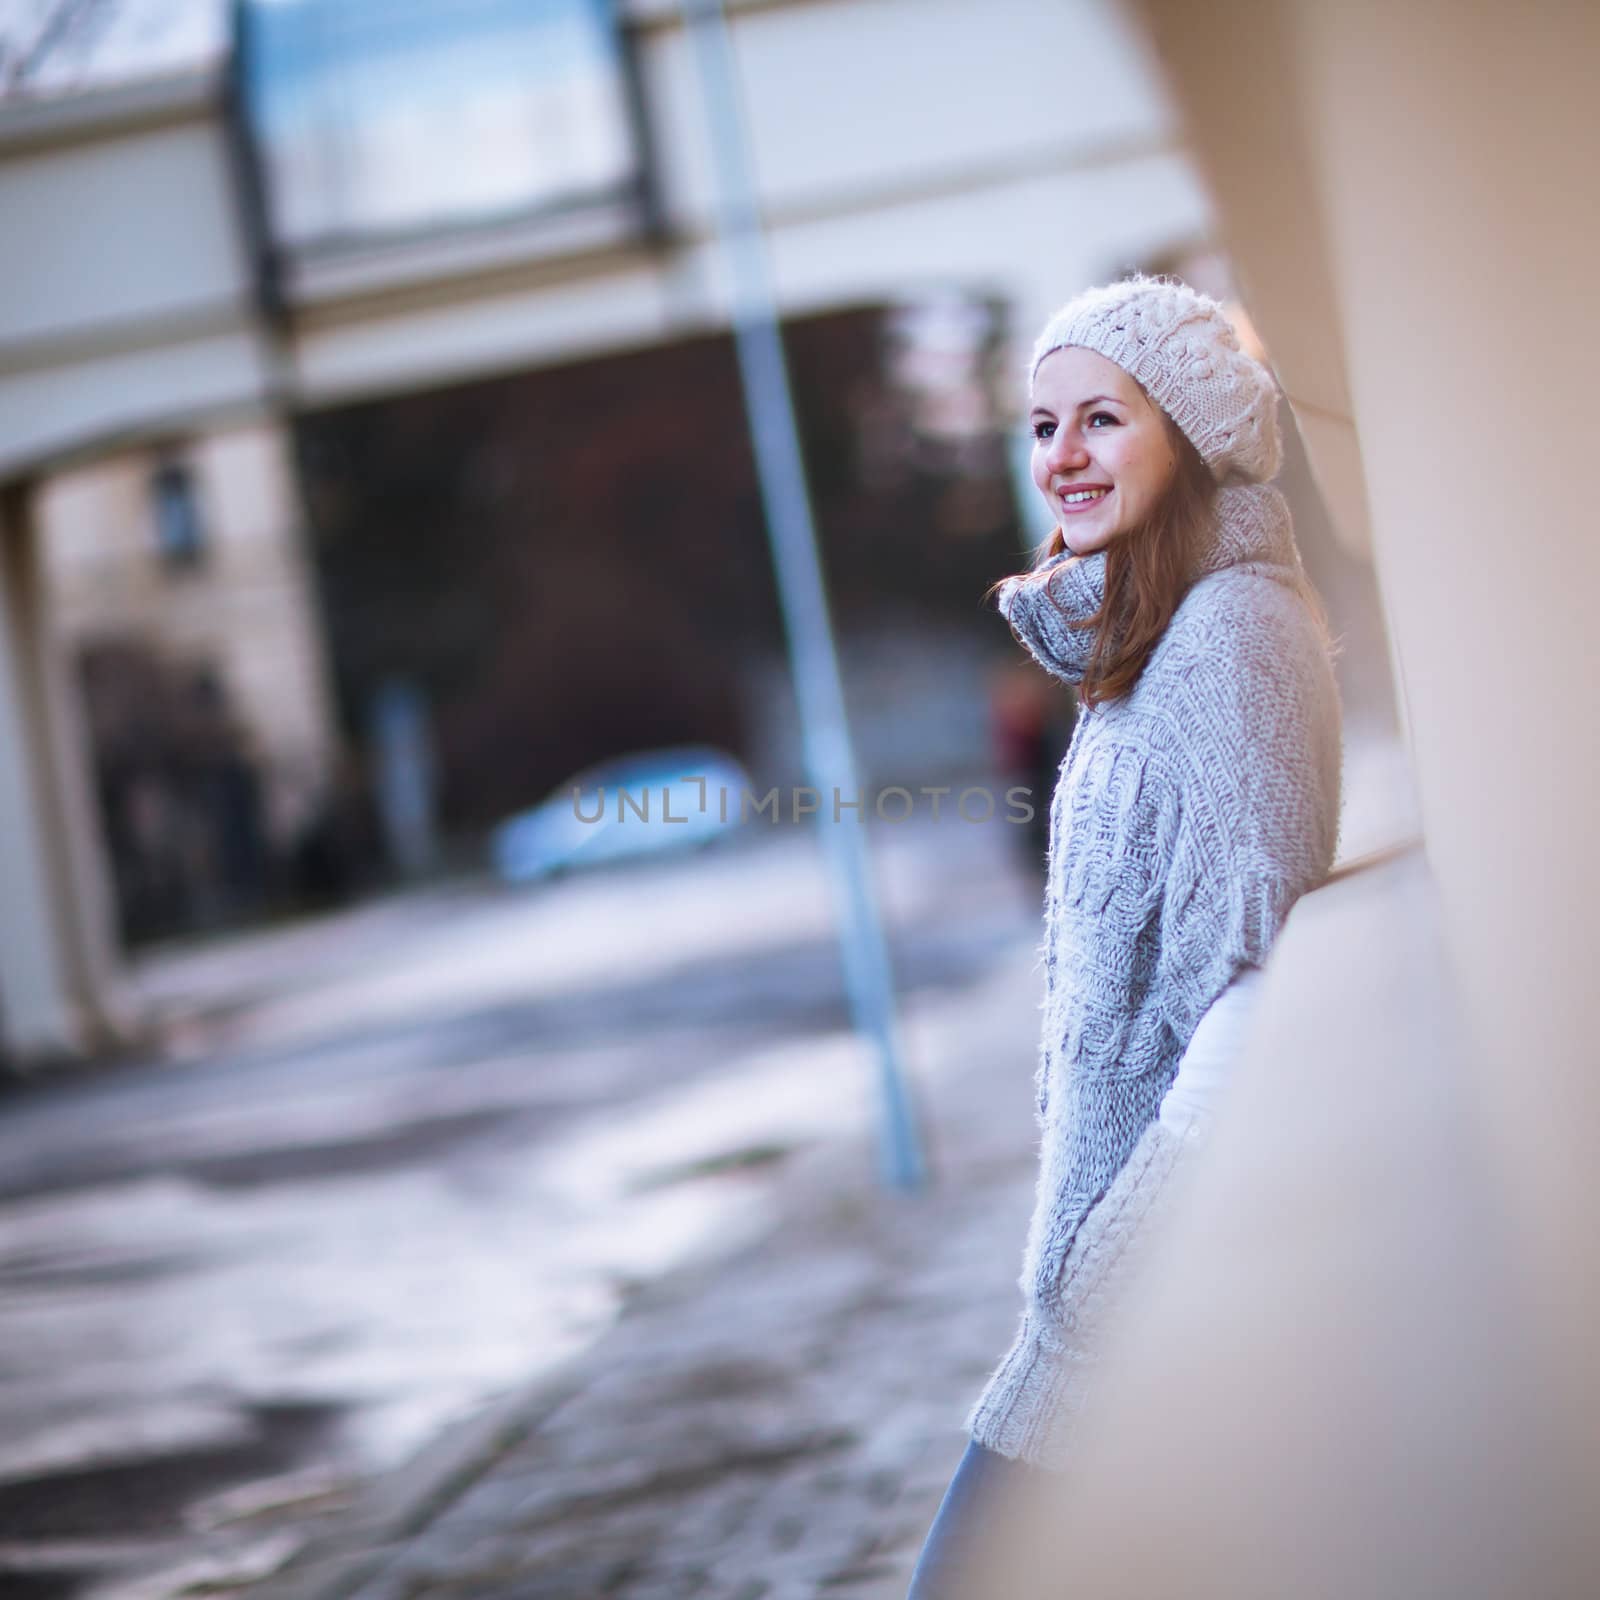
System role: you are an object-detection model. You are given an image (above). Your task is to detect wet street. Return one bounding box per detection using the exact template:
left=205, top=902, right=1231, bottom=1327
left=0, top=812, right=1041, bottom=1600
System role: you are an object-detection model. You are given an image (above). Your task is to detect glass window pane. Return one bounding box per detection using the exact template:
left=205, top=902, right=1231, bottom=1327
left=241, top=0, right=638, bottom=250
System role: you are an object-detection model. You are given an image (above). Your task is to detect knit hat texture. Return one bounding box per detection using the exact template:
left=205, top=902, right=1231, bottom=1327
left=1030, top=275, right=1282, bottom=484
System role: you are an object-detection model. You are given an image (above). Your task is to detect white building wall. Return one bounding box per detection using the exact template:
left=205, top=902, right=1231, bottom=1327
left=642, top=0, right=1172, bottom=224
left=0, top=110, right=273, bottom=477
left=0, top=119, right=250, bottom=344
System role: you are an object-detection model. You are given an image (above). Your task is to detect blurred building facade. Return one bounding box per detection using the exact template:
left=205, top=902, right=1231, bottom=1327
left=0, top=0, right=1248, bottom=1061
left=37, top=424, right=339, bottom=942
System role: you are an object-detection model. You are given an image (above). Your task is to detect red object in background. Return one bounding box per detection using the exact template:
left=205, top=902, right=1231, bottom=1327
left=989, top=663, right=1050, bottom=773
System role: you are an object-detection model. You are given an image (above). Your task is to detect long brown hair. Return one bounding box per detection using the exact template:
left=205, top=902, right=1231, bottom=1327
left=987, top=412, right=1217, bottom=709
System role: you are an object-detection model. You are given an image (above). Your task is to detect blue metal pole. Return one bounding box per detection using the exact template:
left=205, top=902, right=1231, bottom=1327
left=679, top=0, right=926, bottom=1189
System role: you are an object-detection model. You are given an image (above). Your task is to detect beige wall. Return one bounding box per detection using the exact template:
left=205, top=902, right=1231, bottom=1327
left=1296, top=0, right=1600, bottom=1395
left=1145, top=0, right=1600, bottom=1355
left=1042, top=0, right=1600, bottom=1589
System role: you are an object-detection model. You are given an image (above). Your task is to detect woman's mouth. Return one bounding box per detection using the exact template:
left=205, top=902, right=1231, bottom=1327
left=1057, top=485, right=1111, bottom=514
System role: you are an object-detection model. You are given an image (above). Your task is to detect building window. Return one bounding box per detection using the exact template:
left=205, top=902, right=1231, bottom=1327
left=151, top=461, right=206, bottom=570
left=237, top=0, right=642, bottom=255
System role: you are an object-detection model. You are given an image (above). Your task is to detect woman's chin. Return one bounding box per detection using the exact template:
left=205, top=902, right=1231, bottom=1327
left=1064, top=530, right=1110, bottom=557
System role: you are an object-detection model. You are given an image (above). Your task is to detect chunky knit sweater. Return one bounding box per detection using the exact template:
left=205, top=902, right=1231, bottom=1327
left=967, top=481, right=1343, bottom=1467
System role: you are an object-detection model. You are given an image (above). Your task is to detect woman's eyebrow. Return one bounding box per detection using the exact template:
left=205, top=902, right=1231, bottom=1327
left=1030, top=394, right=1124, bottom=419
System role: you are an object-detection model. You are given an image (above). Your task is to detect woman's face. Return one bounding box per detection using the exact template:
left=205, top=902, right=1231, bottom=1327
left=1029, top=346, right=1180, bottom=556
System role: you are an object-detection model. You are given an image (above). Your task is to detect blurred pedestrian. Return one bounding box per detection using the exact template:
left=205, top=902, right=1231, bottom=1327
left=906, top=277, right=1343, bottom=1596
left=988, top=660, right=1075, bottom=874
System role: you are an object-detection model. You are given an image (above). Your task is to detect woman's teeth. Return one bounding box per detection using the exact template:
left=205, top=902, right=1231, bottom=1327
left=1061, top=489, right=1107, bottom=504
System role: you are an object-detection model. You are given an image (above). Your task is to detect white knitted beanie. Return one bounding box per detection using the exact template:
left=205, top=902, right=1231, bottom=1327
left=1030, top=275, right=1282, bottom=484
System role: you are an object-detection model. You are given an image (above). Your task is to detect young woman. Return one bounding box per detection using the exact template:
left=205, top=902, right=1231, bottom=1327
left=906, top=277, right=1343, bottom=1597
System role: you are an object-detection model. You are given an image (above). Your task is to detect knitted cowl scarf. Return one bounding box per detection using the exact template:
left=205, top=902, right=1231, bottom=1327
left=997, top=480, right=1307, bottom=686
left=968, top=478, right=1343, bottom=1469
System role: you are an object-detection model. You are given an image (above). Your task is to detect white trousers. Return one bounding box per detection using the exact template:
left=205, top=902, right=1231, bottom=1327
left=1157, top=965, right=1267, bottom=1141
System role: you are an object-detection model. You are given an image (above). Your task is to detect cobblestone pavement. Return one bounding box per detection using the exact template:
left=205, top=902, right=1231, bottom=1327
left=0, top=812, right=1048, bottom=1600
left=254, top=954, right=1045, bottom=1600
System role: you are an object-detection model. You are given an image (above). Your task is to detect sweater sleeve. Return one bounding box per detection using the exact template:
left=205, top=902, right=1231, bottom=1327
left=996, top=551, right=1105, bottom=687
left=1152, top=794, right=1282, bottom=1055
left=1151, top=628, right=1340, bottom=1053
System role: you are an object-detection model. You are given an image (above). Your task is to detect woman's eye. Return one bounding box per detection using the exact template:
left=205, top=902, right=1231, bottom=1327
left=1032, top=420, right=1055, bottom=441
left=1087, top=411, right=1118, bottom=428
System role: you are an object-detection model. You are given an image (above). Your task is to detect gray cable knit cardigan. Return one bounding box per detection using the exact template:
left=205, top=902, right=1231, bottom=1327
left=967, top=481, right=1343, bottom=1468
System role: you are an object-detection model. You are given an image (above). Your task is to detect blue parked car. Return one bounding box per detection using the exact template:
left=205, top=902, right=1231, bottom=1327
left=490, top=745, right=751, bottom=883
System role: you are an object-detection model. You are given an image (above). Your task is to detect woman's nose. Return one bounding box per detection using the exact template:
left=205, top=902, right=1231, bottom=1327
left=1046, top=426, right=1089, bottom=472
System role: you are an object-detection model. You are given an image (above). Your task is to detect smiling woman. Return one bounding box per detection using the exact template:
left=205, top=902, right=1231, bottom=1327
left=908, top=277, right=1345, bottom=1598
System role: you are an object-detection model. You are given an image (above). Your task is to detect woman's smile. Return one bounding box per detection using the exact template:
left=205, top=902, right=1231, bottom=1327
left=1055, top=483, right=1112, bottom=515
